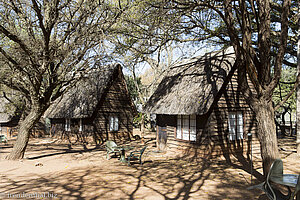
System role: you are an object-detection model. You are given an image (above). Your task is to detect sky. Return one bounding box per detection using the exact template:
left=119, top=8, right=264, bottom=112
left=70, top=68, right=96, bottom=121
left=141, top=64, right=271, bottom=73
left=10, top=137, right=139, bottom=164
left=122, top=41, right=221, bottom=77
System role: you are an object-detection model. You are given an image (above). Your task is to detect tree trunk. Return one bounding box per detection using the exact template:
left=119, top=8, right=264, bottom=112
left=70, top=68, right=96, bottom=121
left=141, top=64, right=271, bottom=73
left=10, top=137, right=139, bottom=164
left=297, top=4, right=300, bottom=155
left=252, top=100, right=280, bottom=176
left=6, top=105, right=44, bottom=160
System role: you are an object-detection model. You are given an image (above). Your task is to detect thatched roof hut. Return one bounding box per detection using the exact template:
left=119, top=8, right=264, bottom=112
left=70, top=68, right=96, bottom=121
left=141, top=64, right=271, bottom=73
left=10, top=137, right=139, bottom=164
left=45, top=63, right=136, bottom=142
left=144, top=47, right=235, bottom=115
left=0, top=98, right=11, bottom=124
left=46, top=64, right=121, bottom=119
left=0, top=94, right=19, bottom=125
left=145, top=47, right=259, bottom=157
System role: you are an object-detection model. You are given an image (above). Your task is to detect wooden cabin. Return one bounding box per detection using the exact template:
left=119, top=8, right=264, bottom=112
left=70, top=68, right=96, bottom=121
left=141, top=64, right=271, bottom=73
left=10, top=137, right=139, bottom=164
left=0, top=96, right=20, bottom=139
left=0, top=93, right=46, bottom=139
left=45, top=64, right=136, bottom=144
left=144, top=48, right=259, bottom=158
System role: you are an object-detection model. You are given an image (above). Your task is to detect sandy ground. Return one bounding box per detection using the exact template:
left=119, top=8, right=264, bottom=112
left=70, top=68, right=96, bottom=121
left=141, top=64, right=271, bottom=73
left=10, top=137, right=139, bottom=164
left=0, top=134, right=299, bottom=200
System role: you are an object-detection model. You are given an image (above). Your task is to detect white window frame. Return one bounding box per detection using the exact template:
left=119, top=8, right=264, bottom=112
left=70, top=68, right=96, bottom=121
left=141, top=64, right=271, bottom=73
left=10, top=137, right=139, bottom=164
left=65, top=118, right=71, bottom=132
left=228, top=112, right=244, bottom=140
left=176, top=115, right=196, bottom=141
left=109, top=116, right=119, bottom=131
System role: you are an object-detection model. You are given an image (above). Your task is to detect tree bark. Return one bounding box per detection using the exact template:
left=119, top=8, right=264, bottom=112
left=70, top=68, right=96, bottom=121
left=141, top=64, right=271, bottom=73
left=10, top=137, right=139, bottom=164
left=6, top=105, right=44, bottom=160
left=251, top=99, right=280, bottom=176
left=297, top=3, right=300, bottom=155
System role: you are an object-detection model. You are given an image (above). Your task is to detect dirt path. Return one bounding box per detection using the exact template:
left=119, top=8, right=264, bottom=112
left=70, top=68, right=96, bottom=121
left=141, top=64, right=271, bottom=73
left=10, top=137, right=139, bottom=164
left=0, top=136, right=299, bottom=200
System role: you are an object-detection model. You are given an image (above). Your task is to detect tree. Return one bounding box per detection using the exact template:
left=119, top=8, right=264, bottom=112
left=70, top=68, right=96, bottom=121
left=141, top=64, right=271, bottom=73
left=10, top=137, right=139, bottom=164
left=297, top=3, right=300, bottom=154
left=109, top=0, right=189, bottom=132
left=273, top=67, right=297, bottom=135
left=144, top=0, right=299, bottom=175
left=125, top=75, right=143, bottom=104
left=0, top=0, right=125, bottom=160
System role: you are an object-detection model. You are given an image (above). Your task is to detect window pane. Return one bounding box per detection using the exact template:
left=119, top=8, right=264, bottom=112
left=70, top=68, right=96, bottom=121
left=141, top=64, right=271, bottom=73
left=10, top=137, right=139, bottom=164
left=237, top=125, right=243, bottom=133
left=229, top=134, right=235, bottom=140
left=190, top=126, right=196, bottom=141
left=190, top=118, right=196, bottom=127
left=109, top=116, right=114, bottom=131
left=229, top=127, right=235, bottom=134
left=228, top=113, right=236, bottom=140
left=228, top=112, right=243, bottom=140
left=79, top=119, right=83, bottom=132
left=183, top=116, right=189, bottom=126
left=229, top=118, right=236, bottom=126
left=237, top=113, right=243, bottom=125
left=65, top=119, right=70, bottom=131
left=190, top=134, right=196, bottom=141
left=182, top=115, right=189, bottom=119
left=177, top=115, right=182, bottom=139
left=229, top=113, right=236, bottom=119
left=177, top=115, right=181, bottom=126
left=237, top=113, right=243, bottom=139
left=182, top=115, right=189, bottom=140
left=65, top=119, right=68, bottom=131
left=183, top=127, right=189, bottom=140
left=229, top=120, right=235, bottom=133
left=237, top=125, right=243, bottom=139
left=177, top=115, right=197, bottom=141
left=114, top=117, right=119, bottom=131
left=176, top=128, right=182, bottom=139
left=237, top=133, right=243, bottom=140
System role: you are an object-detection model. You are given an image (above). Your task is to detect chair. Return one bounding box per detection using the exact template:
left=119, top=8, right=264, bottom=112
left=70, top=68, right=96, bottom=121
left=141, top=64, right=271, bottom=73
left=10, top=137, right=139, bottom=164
left=264, top=159, right=291, bottom=200
left=291, top=175, right=300, bottom=200
left=105, top=141, right=121, bottom=160
left=0, top=134, right=7, bottom=144
left=127, top=146, right=147, bottom=166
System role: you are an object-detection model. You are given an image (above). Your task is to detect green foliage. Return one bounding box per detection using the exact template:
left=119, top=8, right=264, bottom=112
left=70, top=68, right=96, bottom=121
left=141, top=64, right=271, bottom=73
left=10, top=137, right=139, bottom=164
left=133, top=112, right=143, bottom=127
left=124, top=75, right=143, bottom=103
left=273, top=67, right=297, bottom=114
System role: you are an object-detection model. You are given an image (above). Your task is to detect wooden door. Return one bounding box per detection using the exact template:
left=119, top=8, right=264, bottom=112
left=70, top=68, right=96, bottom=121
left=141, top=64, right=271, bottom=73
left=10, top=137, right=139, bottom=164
left=157, top=126, right=167, bottom=151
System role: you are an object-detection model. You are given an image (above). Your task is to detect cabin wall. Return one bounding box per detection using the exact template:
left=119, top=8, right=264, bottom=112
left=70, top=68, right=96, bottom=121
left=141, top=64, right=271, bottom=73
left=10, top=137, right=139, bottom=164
left=156, top=114, right=217, bottom=157
left=0, top=125, right=18, bottom=139
left=156, top=72, right=260, bottom=158
left=0, top=117, right=20, bottom=139
left=93, top=68, right=134, bottom=142
left=49, top=68, right=135, bottom=144
left=49, top=118, right=95, bottom=144
left=204, top=72, right=260, bottom=157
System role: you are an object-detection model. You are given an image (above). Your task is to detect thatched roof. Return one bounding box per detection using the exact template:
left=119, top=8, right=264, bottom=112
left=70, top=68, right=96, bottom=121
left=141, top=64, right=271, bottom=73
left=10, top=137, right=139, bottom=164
left=0, top=95, right=15, bottom=123
left=0, top=99, right=11, bottom=123
left=144, top=47, right=236, bottom=115
left=46, top=64, right=121, bottom=119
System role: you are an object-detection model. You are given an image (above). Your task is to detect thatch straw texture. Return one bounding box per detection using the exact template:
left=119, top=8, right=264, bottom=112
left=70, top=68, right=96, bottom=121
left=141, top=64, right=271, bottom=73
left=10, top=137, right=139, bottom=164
left=0, top=97, right=13, bottom=123
left=46, top=64, right=120, bottom=119
left=144, top=47, right=235, bottom=115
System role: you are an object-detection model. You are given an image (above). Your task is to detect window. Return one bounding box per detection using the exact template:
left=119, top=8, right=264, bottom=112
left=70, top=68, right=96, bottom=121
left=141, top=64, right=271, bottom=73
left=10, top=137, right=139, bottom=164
left=65, top=118, right=71, bottom=131
left=79, top=119, right=83, bottom=132
left=176, top=115, right=196, bottom=141
left=109, top=116, right=119, bottom=131
left=228, top=112, right=244, bottom=140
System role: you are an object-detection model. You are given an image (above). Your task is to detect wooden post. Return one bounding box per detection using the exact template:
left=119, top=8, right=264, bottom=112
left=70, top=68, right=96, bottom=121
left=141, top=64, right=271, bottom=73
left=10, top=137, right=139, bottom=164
left=50, top=125, right=52, bottom=138
left=156, top=125, right=158, bottom=149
